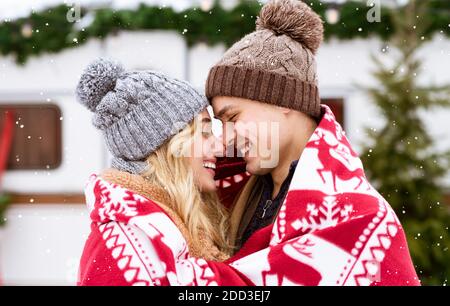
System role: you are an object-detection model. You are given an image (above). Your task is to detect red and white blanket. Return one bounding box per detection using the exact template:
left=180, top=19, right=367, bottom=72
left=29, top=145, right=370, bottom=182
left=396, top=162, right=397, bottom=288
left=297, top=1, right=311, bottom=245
left=78, top=105, right=420, bottom=286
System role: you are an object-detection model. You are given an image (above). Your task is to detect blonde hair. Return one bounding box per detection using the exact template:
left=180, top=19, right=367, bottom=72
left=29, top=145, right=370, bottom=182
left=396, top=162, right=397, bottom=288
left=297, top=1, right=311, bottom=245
left=141, top=119, right=233, bottom=256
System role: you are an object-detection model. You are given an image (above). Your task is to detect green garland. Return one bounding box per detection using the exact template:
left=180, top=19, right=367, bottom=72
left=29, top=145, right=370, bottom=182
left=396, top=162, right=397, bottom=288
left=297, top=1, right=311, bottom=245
left=0, top=0, right=449, bottom=64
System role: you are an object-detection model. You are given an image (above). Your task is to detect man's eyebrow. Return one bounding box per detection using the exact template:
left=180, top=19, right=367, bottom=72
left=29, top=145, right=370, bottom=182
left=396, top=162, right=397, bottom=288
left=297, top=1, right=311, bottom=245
left=214, top=105, right=234, bottom=119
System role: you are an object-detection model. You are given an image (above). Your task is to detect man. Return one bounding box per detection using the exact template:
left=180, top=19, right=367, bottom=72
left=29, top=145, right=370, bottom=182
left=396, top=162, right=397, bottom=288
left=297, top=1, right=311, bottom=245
left=207, top=0, right=419, bottom=285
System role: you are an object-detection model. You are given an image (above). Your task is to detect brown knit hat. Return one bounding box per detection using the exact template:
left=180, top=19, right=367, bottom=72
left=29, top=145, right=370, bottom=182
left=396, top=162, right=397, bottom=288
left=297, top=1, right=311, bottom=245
left=205, top=0, right=324, bottom=118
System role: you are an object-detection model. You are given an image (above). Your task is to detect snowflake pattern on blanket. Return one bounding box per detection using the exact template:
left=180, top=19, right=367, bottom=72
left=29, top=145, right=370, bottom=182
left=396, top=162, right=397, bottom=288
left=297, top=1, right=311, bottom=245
left=78, top=105, right=420, bottom=286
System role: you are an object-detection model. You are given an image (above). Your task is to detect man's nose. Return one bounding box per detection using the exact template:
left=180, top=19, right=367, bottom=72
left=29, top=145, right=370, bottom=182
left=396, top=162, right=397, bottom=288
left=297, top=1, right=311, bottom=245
left=211, top=135, right=225, bottom=158
left=222, top=122, right=237, bottom=157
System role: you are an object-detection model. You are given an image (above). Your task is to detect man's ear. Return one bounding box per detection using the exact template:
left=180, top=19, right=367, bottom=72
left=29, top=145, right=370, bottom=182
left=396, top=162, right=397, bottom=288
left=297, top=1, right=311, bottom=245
left=277, top=106, right=291, bottom=115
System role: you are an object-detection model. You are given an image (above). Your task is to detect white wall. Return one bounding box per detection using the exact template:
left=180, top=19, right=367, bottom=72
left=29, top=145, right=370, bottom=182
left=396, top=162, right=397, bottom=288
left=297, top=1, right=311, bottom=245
left=0, top=205, right=89, bottom=285
left=0, top=31, right=188, bottom=285
left=1, top=31, right=449, bottom=285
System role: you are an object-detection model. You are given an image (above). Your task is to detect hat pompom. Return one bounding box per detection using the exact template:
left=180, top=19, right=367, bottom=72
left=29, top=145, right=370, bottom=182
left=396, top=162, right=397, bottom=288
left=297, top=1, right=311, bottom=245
left=76, top=58, right=124, bottom=112
left=256, top=0, right=324, bottom=54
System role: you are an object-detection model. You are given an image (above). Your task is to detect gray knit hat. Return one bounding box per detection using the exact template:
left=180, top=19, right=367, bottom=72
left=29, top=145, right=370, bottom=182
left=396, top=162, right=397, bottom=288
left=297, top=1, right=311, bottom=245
left=76, top=58, right=208, bottom=174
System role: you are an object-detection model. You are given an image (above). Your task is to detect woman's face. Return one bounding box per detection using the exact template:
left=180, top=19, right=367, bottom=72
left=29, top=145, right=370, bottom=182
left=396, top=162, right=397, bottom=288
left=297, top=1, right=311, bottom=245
left=188, top=109, right=224, bottom=192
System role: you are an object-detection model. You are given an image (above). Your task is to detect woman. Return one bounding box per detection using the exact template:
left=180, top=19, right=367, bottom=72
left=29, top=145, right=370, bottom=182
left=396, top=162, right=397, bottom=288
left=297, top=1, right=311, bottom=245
left=76, top=58, right=250, bottom=285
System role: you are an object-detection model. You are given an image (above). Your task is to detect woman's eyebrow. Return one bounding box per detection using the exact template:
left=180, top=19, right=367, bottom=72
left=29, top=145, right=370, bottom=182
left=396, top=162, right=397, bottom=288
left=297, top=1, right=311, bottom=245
left=201, top=117, right=212, bottom=123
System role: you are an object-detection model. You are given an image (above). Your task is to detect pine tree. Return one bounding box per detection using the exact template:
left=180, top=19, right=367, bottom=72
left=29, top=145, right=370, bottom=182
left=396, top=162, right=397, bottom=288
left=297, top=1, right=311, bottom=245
left=361, top=0, right=450, bottom=285
left=0, top=194, right=10, bottom=227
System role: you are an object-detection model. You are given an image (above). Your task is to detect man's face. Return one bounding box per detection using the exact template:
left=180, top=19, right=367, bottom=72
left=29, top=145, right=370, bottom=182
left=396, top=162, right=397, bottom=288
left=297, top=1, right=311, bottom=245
left=212, top=96, right=285, bottom=175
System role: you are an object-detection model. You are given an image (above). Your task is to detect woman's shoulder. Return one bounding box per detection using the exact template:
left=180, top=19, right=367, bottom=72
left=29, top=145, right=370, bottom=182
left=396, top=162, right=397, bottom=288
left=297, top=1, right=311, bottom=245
left=84, top=170, right=168, bottom=224
left=84, top=169, right=195, bottom=246
left=84, top=168, right=229, bottom=262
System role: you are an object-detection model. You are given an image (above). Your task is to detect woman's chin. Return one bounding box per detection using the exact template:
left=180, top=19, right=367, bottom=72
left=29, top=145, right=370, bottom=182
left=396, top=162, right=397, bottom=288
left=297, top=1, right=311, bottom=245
left=198, top=182, right=217, bottom=193
left=197, top=170, right=217, bottom=192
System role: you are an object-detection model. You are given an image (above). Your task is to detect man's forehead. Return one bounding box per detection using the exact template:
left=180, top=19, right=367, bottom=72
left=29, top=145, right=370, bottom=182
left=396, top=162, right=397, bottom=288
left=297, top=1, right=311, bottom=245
left=212, top=96, right=231, bottom=107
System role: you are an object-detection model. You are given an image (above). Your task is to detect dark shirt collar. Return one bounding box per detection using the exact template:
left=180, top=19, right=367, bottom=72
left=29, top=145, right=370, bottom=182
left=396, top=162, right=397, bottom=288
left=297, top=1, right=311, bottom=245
left=261, top=159, right=299, bottom=201
left=239, top=159, right=299, bottom=246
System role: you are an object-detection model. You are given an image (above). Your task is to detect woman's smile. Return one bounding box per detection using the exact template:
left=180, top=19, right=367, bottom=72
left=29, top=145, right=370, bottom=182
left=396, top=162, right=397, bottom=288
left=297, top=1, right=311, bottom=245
left=202, top=159, right=217, bottom=177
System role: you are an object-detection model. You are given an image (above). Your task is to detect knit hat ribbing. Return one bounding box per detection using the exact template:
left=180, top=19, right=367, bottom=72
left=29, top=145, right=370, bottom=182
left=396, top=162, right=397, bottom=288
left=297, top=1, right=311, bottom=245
left=205, top=0, right=324, bottom=118
left=76, top=58, right=208, bottom=174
